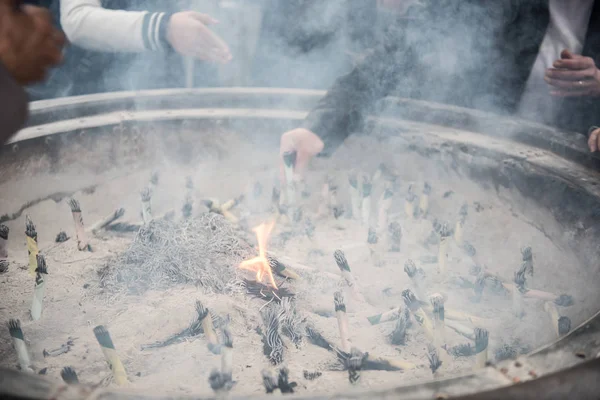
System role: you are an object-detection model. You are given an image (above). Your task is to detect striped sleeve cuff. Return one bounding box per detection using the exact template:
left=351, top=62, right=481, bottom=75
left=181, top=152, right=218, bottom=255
left=142, top=12, right=174, bottom=51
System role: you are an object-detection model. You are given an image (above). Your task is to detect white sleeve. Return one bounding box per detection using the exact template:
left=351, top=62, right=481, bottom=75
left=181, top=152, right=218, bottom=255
left=60, top=0, right=171, bottom=53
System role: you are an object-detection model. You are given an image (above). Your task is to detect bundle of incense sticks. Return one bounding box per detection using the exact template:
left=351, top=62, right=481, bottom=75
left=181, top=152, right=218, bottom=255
left=402, top=289, right=434, bottom=341
left=282, top=151, right=298, bottom=221
left=8, top=319, right=33, bottom=373
left=89, top=208, right=125, bottom=235
left=474, top=327, right=489, bottom=369
left=361, top=174, right=372, bottom=225
left=544, top=301, right=572, bottom=338
left=0, top=224, right=8, bottom=258
left=334, top=250, right=365, bottom=302
left=521, top=246, right=534, bottom=288
left=377, top=181, right=394, bottom=231
left=419, top=183, right=431, bottom=217
left=367, top=227, right=384, bottom=267
left=454, top=204, right=468, bottom=245
left=512, top=269, right=526, bottom=318
left=268, top=256, right=300, bottom=280
left=438, top=223, right=451, bottom=276
left=61, top=367, right=79, bottom=384
left=389, top=307, right=411, bottom=345
left=25, top=215, right=39, bottom=276
left=261, top=369, right=280, bottom=394
left=140, top=188, right=153, bottom=225
left=68, top=199, right=91, bottom=251
left=93, top=325, right=128, bottom=385
left=430, top=294, right=446, bottom=350
left=388, top=221, right=402, bottom=252
left=260, top=304, right=284, bottom=365
left=197, top=301, right=221, bottom=354
left=404, top=260, right=426, bottom=300
left=334, top=291, right=351, bottom=352
left=346, top=348, right=368, bottom=384
left=348, top=171, right=361, bottom=219
left=427, top=344, right=443, bottom=379
left=404, top=185, right=417, bottom=219
left=30, top=254, right=48, bottom=321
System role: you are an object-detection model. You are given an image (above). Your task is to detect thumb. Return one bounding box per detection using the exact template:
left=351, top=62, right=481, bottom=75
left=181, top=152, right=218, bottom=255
left=560, top=49, right=575, bottom=59
left=187, top=12, right=218, bottom=25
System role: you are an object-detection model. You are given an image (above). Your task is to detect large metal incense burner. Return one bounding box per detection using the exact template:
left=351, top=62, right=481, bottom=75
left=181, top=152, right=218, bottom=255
left=2, top=88, right=600, bottom=399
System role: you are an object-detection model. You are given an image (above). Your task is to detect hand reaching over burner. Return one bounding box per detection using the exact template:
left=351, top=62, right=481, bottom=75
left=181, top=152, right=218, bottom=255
left=544, top=50, right=600, bottom=97
left=588, top=126, right=600, bottom=153
left=167, top=12, right=231, bottom=63
left=279, top=128, right=324, bottom=182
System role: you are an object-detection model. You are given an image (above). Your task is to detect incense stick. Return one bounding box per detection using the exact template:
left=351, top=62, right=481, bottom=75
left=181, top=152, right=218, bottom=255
left=149, top=171, right=159, bottom=193
left=282, top=151, right=297, bottom=221
left=367, top=227, right=383, bottom=267
left=346, top=347, right=368, bottom=384
left=404, top=260, right=426, bottom=300
left=361, top=174, right=372, bottom=225
left=221, top=325, right=233, bottom=383
left=402, top=289, right=434, bottom=340
left=68, top=199, right=91, bottom=251
left=388, top=221, right=402, bottom=252
left=61, top=367, right=79, bottom=384
left=419, top=183, right=431, bottom=217
left=521, top=246, right=534, bottom=288
left=544, top=302, right=571, bottom=337
left=389, top=307, right=411, bottom=345
left=378, top=181, right=394, bottom=231
left=513, top=269, right=526, bottom=318
left=438, top=223, right=451, bottom=277
left=8, top=319, right=33, bottom=373
left=430, top=294, right=446, bottom=350
left=197, top=301, right=221, bottom=354
left=140, top=188, right=153, bottom=225
left=0, top=224, right=8, bottom=258
left=348, top=171, right=361, bottom=220
left=427, top=344, right=442, bottom=379
left=474, top=328, right=489, bottom=369
left=334, top=250, right=365, bottom=302
left=304, top=217, right=315, bottom=240
left=446, top=319, right=475, bottom=340
left=334, top=291, right=351, bottom=352
left=25, top=215, right=39, bottom=276
left=89, top=208, right=125, bottom=235
left=261, top=369, right=281, bottom=394
left=0, top=260, right=8, bottom=273
left=404, top=185, right=417, bottom=219
left=454, top=204, right=468, bottom=246
left=30, top=254, right=48, bottom=321
left=93, top=325, right=128, bottom=385
left=268, top=256, right=300, bottom=280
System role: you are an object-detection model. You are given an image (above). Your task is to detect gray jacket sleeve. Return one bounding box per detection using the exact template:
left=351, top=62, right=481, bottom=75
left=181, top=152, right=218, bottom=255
left=0, top=62, right=28, bottom=144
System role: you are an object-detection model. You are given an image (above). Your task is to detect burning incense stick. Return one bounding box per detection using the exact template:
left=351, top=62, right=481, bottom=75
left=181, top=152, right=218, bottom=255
left=25, top=215, right=39, bottom=276
left=367, top=227, right=383, bottom=267
left=427, top=344, right=443, bottom=379
left=0, top=224, right=8, bottom=258
left=282, top=151, right=297, bottom=220
left=544, top=302, right=572, bottom=337
left=361, top=174, right=372, bottom=225
left=404, top=185, right=417, bottom=219
left=454, top=204, right=468, bottom=245
left=197, top=301, right=221, bottom=354
left=93, top=325, right=128, bottom=385
left=346, top=347, right=368, bottom=384
left=419, top=183, right=431, bottom=217
left=260, top=304, right=284, bottom=365
left=68, top=199, right=91, bottom=251
left=521, top=246, right=534, bottom=288
left=389, top=307, right=411, bottom=345
left=402, top=289, right=434, bottom=341
left=388, top=221, right=402, bottom=252
left=61, top=367, right=79, bottom=384
left=334, top=291, right=351, bottom=352
left=378, top=181, right=394, bottom=231
left=8, top=319, right=33, bottom=373
left=140, top=188, right=153, bottom=225
left=348, top=171, right=361, bottom=219
left=268, top=256, right=300, bottom=280
left=513, top=269, right=526, bottom=318
left=448, top=343, right=476, bottom=358
left=438, top=223, right=451, bottom=276
left=474, top=328, right=489, bottom=369
left=30, top=255, right=48, bottom=321
left=404, top=260, right=426, bottom=300
left=89, top=208, right=125, bottom=235
left=221, top=325, right=233, bottom=383
left=334, top=250, right=365, bottom=302
left=430, top=294, right=446, bottom=349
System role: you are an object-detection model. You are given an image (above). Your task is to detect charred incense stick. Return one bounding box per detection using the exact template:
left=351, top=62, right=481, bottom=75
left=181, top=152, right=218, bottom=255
left=89, top=208, right=125, bottom=234
left=68, top=199, right=91, bottom=251
left=260, top=304, right=284, bottom=365
left=446, top=319, right=475, bottom=340
left=140, top=188, right=153, bottom=225
left=304, top=217, right=315, bottom=240
left=30, top=255, right=48, bottom=321
left=402, top=289, right=434, bottom=341
left=378, top=181, right=394, bottom=231
left=334, top=291, right=351, bottom=352
left=346, top=348, right=368, bottom=384
left=334, top=250, right=365, bottom=302
left=261, top=369, right=281, bottom=394
left=521, top=246, right=534, bottom=288
left=268, top=256, right=300, bottom=280
left=304, top=370, right=322, bottom=380
left=389, top=307, right=411, bottom=345
left=388, top=221, right=402, bottom=252
left=404, top=260, right=426, bottom=300
left=25, top=215, right=39, bottom=276
left=427, top=344, right=443, bottom=379
left=0, top=260, right=8, bottom=273
left=474, top=328, right=489, bottom=369
left=544, top=302, right=571, bottom=337
left=454, top=204, right=468, bottom=245
left=348, top=171, right=361, bottom=219
left=0, top=224, right=8, bottom=258
left=8, top=319, right=33, bottom=373
left=430, top=294, right=446, bottom=349
left=361, top=174, right=372, bottom=225
left=367, top=227, right=383, bottom=267
left=282, top=151, right=297, bottom=221
left=438, top=223, right=451, bottom=276
left=197, top=301, right=221, bottom=354
left=419, top=183, right=431, bottom=217
left=61, top=367, right=79, bottom=384
left=221, top=325, right=233, bottom=383
left=93, top=325, right=128, bottom=385
left=513, top=269, right=526, bottom=318
left=404, top=185, right=417, bottom=219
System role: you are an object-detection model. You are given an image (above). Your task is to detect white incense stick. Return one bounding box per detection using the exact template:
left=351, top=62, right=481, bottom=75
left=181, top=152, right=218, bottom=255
left=404, top=260, right=426, bottom=300
left=367, top=227, right=383, bottom=267
left=438, top=223, right=451, bottom=277
left=282, top=151, right=297, bottom=221
left=8, top=319, right=33, bottom=373
left=220, top=325, right=233, bottom=383
left=93, top=325, right=128, bottom=385
left=348, top=171, right=361, bottom=220
left=427, top=344, right=442, bottom=379
left=334, top=291, right=351, bottom=352
left=25, top=215, right=39, bottom=277
left=430, top=294, right=446, bottom=350
left=402, top=289, right=434, bottom=341
left=334, top=250, right=365, bottom=302
left=68, top=199, right=91, bottom=251
left=361, top=174, right=372, bottom=225
left=388, top=221, right=402, bottom=252
left=419, top=183, right=431, bottom=217
left=513, top=269, right=526, bottom=318
left=544, top=301, right=571, bottom=338
left=454, top=204, right=468, bottom=245
left=377, top=182, right=394, bottom=231
left=474, top=328, right=489, bottom=369
left=30, top=255, right=48, bottom=321
left=197, top=301, right=220, bottom=354
left=140, top=188, right=153, bottom=225
left=89, top=208, right=125, bottom=234
left=404, top=185, right=416, bottom=219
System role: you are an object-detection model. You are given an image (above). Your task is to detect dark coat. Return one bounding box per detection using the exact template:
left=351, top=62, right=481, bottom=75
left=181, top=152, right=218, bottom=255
left=303, top=0, right=600, bottom=154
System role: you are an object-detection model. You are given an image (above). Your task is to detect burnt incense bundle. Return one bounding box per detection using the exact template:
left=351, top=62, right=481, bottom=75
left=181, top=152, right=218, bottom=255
left=544, top=301, right=572, bottom=337
left=0, top=260, right=8, bottom=273
left=25, top=215, right=39, bottom=276
left=388, top=221, right=402, bottom=252
left=348, top=171, right=361, bottom=219
left=438, top=223, right=451, bottom=276
left=61, top=367, right=79, bottom=384
left=334, top=250, right=365, bottom=301
left=140, top=188, right=153, bottom=225
left=346, top=347, right=368, bottom=384
left=89, top=208, right=125, bottom=235
left=334, top=291, right=351, bottom=352
left=30, top=254, right=48, bottom=321
left=68, top=199, right=91, bottom=251
left=268, top=256, right=300, bottom=280
left=419, top=183, right=431, bottom=217
left=377, top=181, right=394, bottom=230
left=474, top=327, right=489, bottom=369
left=521, top=246, right=534, bottom=288
left=367, top=227, right=383, bottom=267
left=197, top=301, right=221, bottom=354
left=55, top=231, right=69, bottom=243
left=513, top=269, right=526, bottom=318
left=277, top=367, right=298, bottom=393
left=8, top=319, right=33, bottom=372
left=454, top=204, right=468, bottom=245
left=404, top=185, right=417, bottom=219
left=279, top=297, right=305, bottom=348
left=427, top=344, right=443, bottom=378
left=260, top=304, right=284, bottom=365
left=430, top=294, right=446, bottom=349
left=404, top=260, right=426, bottom=300
left=93, top=325, right=128, bottom=385
left=242, top=279, right=294, bottom=303
left=0, top=223, right=8, bottom=257
left=403, top=289, right=434, bottom=340
left=389, top=307, right=411, bottom=345
left=448, top=343, right=476, bottom=358
left=361, top=174, right=372, bottom=225
left=261, top=369, right=280, bottom=394
left=303, top=370, right=322, bottom=380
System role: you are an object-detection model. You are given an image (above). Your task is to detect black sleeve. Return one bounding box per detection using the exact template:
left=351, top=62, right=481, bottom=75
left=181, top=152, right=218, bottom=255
left=141, top=11, right=174, bottom=51
left=0, top=63, right=28, bottom=144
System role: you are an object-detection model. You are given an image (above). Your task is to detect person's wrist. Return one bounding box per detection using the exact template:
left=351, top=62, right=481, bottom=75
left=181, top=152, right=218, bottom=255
left=159, top=13, right=175, bottom=52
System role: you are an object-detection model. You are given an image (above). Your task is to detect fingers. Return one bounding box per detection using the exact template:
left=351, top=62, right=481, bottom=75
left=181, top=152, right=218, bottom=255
left=545, top=67, right=595, bottom=81
left=550, top=89, right=594, bottom=97
left=560, top=49, right=575, bottom=60
left=193, top=24, right=231, bottom=63
left=553, top=57, right=594, bottom=70
left=589, top=128, right=600, bottom=152
left=188, top=11, right=219, bottom=25
left=279, top=128, right=324, bottom=182
left=544, top=75, right=594, bottom=89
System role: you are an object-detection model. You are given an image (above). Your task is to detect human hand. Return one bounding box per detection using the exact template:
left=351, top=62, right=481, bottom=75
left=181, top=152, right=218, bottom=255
left=0, top=1, right=65, bottom=85
left=167, top=11, right=231, bottom=63
left=544, top=49, right=600, bottom=97
left=279, top=128, right=324, bottom=183
left=588, top=127, right=600, bottom=152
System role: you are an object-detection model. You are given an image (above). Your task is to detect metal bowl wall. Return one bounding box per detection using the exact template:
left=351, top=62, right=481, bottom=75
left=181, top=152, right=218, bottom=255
left=2, top=88, right=600, bottom=400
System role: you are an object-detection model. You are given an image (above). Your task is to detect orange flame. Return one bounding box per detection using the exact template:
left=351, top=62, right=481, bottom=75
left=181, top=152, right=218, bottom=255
left=238, top=220, right=278, bottom=289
